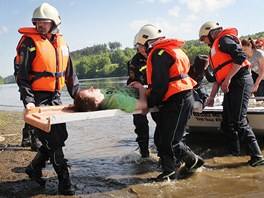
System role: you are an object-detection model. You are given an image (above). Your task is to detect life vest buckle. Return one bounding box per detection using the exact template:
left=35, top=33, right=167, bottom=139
left=43, top=70, right=52, bottom=77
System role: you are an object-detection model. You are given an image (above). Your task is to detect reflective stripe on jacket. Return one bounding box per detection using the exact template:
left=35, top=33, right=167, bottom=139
left=147, top=38, right=196, bottom=101
left=210, top=28, right=251, bottom=83
left=16, top=27, right=69, bottom=91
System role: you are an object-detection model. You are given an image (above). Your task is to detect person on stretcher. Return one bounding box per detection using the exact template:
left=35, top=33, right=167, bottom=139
left=74, top=81, right=147, bottom=113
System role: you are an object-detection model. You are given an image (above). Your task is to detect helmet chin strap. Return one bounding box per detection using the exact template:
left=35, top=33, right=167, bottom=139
left=208, top=34, right=214, bottom=47
left=48, top=23, right=57, bottom=33
left=208, top=27, right=223, bottom=47
left=145, top=37, right=163, bottom=54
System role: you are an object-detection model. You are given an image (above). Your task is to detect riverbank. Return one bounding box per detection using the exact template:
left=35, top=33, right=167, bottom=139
left=0, top=111, right=61, bottom=197
left=1, top=110, right=264, bottom=197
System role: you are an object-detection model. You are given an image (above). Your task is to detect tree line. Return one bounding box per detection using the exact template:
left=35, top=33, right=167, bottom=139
left=1, top=32, right=264, bottom=84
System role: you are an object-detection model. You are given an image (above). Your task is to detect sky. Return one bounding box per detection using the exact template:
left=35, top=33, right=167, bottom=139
left=0, top=0, right=263, bottom=78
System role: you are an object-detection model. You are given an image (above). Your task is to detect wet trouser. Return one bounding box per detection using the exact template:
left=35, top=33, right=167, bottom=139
left=133, top=112, right=159, bottom=157
left=156, top=90, right=197, bottom=173
left=221, top=68, right=261, bottom=157
left=35, top=123, right=68, bottom=166
left=133, top=112, right=159, bottom=142
left=133, top=114, right=149, bottom=144
left=22, top=123, right=33, bottom=139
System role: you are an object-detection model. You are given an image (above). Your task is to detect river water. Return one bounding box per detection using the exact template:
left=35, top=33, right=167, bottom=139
left=1, top=77, right=264, bottom=197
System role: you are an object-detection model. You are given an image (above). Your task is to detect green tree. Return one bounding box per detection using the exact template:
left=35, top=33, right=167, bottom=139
left=0, top=76, right=4, bottom=84
left=75, top=58, right=96, bottom=79
left=108, top=42, right=122, bottom=51
left=102, top=64, right=119, bottom=76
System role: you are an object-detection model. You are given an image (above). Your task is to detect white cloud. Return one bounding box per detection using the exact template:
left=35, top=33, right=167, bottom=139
left=0, top=26, right=9, bottom=34
left=180, top=0, right=236, bottom=14
left=168, top=6, right=181, bottom=17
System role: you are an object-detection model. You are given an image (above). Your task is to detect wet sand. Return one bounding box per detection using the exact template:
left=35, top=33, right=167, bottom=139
left=1, top=111, right=264, bottom=197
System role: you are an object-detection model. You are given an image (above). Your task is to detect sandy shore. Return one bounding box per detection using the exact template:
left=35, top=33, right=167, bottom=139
left=0, top=111, right=66, bottom=197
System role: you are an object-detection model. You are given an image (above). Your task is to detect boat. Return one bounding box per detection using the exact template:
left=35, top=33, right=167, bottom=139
left=188, top=96, right=264, bottom=135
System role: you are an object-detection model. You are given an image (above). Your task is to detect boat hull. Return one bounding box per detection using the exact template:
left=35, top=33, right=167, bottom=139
left=188, top=106, right=264, bottom=135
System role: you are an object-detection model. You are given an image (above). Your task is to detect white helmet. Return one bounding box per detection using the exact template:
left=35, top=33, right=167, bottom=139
left=199, top=21, right=221, bottom=40
left=32, top=3, right=61, bottom=27
left=137, top=24, right=163, bottom=45
left=133, top=33, right=138, bottom=46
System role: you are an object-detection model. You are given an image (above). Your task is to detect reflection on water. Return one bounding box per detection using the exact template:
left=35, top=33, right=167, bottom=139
left=0, top=77, right=127, bottom=111
left=1, top=77, right=264, bottom=197
left=0, top=83, right=22, bottom=111
left=64, top=117, right=264, bottom=197
left=61, top=76, right=127, bottom=105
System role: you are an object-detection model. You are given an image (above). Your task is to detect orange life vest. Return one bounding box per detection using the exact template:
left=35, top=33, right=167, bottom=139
left=209, top=28, right=251, bottom=83
left=16, top=27, right=69, bottom=92
left=147, top=38, right=196, bottom=101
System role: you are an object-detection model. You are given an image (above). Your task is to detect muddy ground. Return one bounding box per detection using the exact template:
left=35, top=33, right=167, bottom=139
left=0, top=111, right=65, bottom=198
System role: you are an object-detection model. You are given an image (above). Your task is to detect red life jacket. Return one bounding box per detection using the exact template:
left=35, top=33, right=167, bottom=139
left=210, top=28, right=251, bottom=83
left=16, top=27, right=69, bottom=91
left=147, top=38, right=196, bottom=101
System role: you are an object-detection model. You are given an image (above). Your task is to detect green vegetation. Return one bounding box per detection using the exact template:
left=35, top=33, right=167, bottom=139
left=1, top=32, right=263, bottom=82
left=71, top=40, right=210, bottom=79
left=0, top=76, right=4, bottom=85
left=71, top=42, right=135, bottom=79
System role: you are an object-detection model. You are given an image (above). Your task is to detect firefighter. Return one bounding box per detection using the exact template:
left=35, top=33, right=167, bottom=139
left=137, top=24, right=204, bottom=181
left=199, top=21, right=264, bottom=166
left=15, top=3, right=80, bottom=195
left=127, top=33, right=159, bottom=158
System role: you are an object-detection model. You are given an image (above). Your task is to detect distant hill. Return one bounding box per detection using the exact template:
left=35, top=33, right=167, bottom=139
left=2, top=32, right=264, bottom=83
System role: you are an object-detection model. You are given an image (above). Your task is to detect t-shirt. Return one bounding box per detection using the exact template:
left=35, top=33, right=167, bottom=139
left=249, top=49, right=264, bottom=74
left=99, top=87, right=139, bottom=113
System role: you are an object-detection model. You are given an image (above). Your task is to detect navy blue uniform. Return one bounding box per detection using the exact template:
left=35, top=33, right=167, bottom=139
left=127, top=52, right=158, bottom=157
left=218, top=36, right=262, bottom=160
left=16, top=36, right=80, bottom=167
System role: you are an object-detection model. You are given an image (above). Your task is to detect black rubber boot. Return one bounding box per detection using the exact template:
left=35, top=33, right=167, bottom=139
left=228, top=140, right=241, bottom=156
left=30, top=130, right=41, bottom=152
left=21, top=127, right=31, bottom=147
left=25, top=152, right=47, bottom=186
left=182, top=147, right=204, bottom=173
left=138, top=141, right=149, bottom=158
left=155, top=155, right=176, bottom=182
left=247, top=141, right=264, bottom=167
left=54, top=160, right=75, bottom=195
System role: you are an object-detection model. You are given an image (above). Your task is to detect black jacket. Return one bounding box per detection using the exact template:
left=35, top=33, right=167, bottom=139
left=127, top=52, right=147, bottom=85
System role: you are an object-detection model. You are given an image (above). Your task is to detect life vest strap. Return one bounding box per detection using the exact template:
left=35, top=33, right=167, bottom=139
left=213, top=59, right=233, bottom=74
left=169, top=73, right=188, bottom=82
left=148, top=73, right=188, bottom=88
left=30, top=70, right=65, bottom=84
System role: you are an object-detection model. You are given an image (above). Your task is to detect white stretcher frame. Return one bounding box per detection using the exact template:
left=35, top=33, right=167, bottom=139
left=23, top=102, right=202, bottom=133
left=23, top=104, right=159, bottom=132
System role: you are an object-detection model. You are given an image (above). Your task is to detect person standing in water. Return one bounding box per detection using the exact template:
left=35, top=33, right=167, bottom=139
left=127, top=33, right=159, bottom=158
left=199, top=21, right=264, bottom=166
left=137, top=24, right=204, bottom=181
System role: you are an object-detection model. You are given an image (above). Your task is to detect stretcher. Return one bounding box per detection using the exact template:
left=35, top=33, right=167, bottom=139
left=23, top=102, right=203, bottom=133
left=23, top=104, right=159, bottom=132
